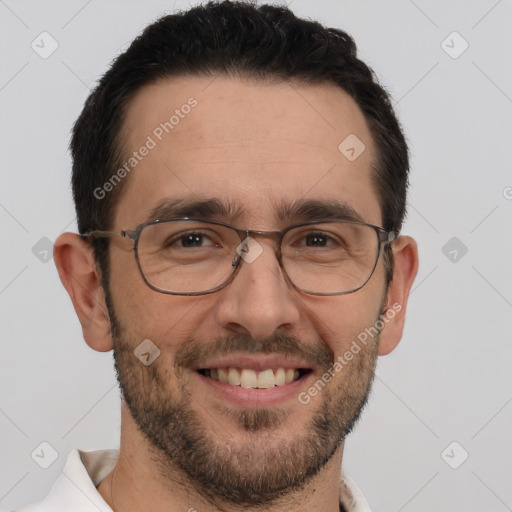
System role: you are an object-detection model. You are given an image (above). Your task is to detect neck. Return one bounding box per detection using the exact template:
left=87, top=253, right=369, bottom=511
left=97, top=405, right=345, bottom=512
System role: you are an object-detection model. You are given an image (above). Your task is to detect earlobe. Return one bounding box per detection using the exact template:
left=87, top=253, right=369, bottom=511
left=53, top=233, right=114, bottom=352
left=378, top=235, right=419, bottom=356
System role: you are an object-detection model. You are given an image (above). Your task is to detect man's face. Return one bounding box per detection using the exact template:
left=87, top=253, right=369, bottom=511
left=107, top=76, right=387, bottom=505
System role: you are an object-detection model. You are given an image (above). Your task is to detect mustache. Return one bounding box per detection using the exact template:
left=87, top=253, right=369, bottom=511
left=174, top=331, right=335, bottom=371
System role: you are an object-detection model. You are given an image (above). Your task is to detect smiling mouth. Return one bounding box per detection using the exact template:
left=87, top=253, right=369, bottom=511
left=197, top=367, right=312, bottom=389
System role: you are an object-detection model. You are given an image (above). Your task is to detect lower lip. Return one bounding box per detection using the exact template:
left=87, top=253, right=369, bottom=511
left=194, top=371, right=315, bottom=407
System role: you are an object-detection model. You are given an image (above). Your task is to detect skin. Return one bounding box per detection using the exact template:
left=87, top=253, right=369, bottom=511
left=54, top=75, right=418, bottom=512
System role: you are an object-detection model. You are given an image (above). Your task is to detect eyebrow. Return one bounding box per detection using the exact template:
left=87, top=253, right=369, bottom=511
left=147, top=198, right=245, bottom=223
left=145, top=197, right=365, bottom=225
left=275, top=198, right=364, bottom=223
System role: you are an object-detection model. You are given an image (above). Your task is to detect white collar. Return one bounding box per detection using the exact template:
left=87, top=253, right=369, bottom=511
left=20, top=449, right=370, bottom=511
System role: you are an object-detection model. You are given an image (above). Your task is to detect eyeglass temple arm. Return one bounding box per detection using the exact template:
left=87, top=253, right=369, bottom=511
left=81, top=230, right=137, bottom=241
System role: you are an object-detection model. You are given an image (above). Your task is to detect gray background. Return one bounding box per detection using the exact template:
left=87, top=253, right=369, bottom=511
left=1, top=0, right=511, bottom=510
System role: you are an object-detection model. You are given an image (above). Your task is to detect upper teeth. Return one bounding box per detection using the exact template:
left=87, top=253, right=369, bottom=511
left=207, top=368, right=300, bottom=388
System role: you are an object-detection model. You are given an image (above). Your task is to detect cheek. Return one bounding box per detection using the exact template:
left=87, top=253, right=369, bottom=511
left=303, top=276, right=386, bottom=357
left=109, top=252, right=145, bottom=318
left=107, top=248, right=169, bottom=346
left=108, top=249, right=216, bottom=353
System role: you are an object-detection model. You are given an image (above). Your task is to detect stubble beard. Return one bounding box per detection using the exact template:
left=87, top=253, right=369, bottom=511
left=108, top=302, right=380, bottom=508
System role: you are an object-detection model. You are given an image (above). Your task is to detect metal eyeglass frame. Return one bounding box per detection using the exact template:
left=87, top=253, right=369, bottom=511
left=82, top=217, right=397, bottom=296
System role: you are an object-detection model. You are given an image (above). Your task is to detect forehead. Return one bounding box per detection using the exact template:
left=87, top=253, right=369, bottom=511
left=115, top=75, right=381, bottom=228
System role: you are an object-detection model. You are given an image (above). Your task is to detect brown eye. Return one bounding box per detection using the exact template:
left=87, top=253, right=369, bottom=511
left=164, top=230, right=218, bottom=249
left=180, top=233, right=207, bottom=247
left=304, top=233, right=329, bottom=247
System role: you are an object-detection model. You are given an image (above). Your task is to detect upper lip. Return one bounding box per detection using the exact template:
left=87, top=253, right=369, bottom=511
left=195, top=353, right=314, bottom=372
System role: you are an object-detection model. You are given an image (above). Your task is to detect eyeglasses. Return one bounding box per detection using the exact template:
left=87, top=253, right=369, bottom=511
left=83, top=217, right=396, bottom=296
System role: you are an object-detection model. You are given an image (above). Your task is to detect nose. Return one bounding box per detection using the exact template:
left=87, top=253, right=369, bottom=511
left=214, top=237, right=301, bottom=339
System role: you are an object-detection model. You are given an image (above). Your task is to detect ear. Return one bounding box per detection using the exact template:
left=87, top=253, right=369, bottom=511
left=378, top=235, right=419, bottom=356
left=53, top=232, right=113, bottom=352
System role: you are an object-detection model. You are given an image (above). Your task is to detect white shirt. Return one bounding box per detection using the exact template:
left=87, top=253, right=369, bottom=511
left=12, top=449, right=371, bottom=512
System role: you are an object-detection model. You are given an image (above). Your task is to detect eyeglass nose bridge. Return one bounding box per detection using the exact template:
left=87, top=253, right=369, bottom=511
left=230, top=228, right=284, bottom=268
